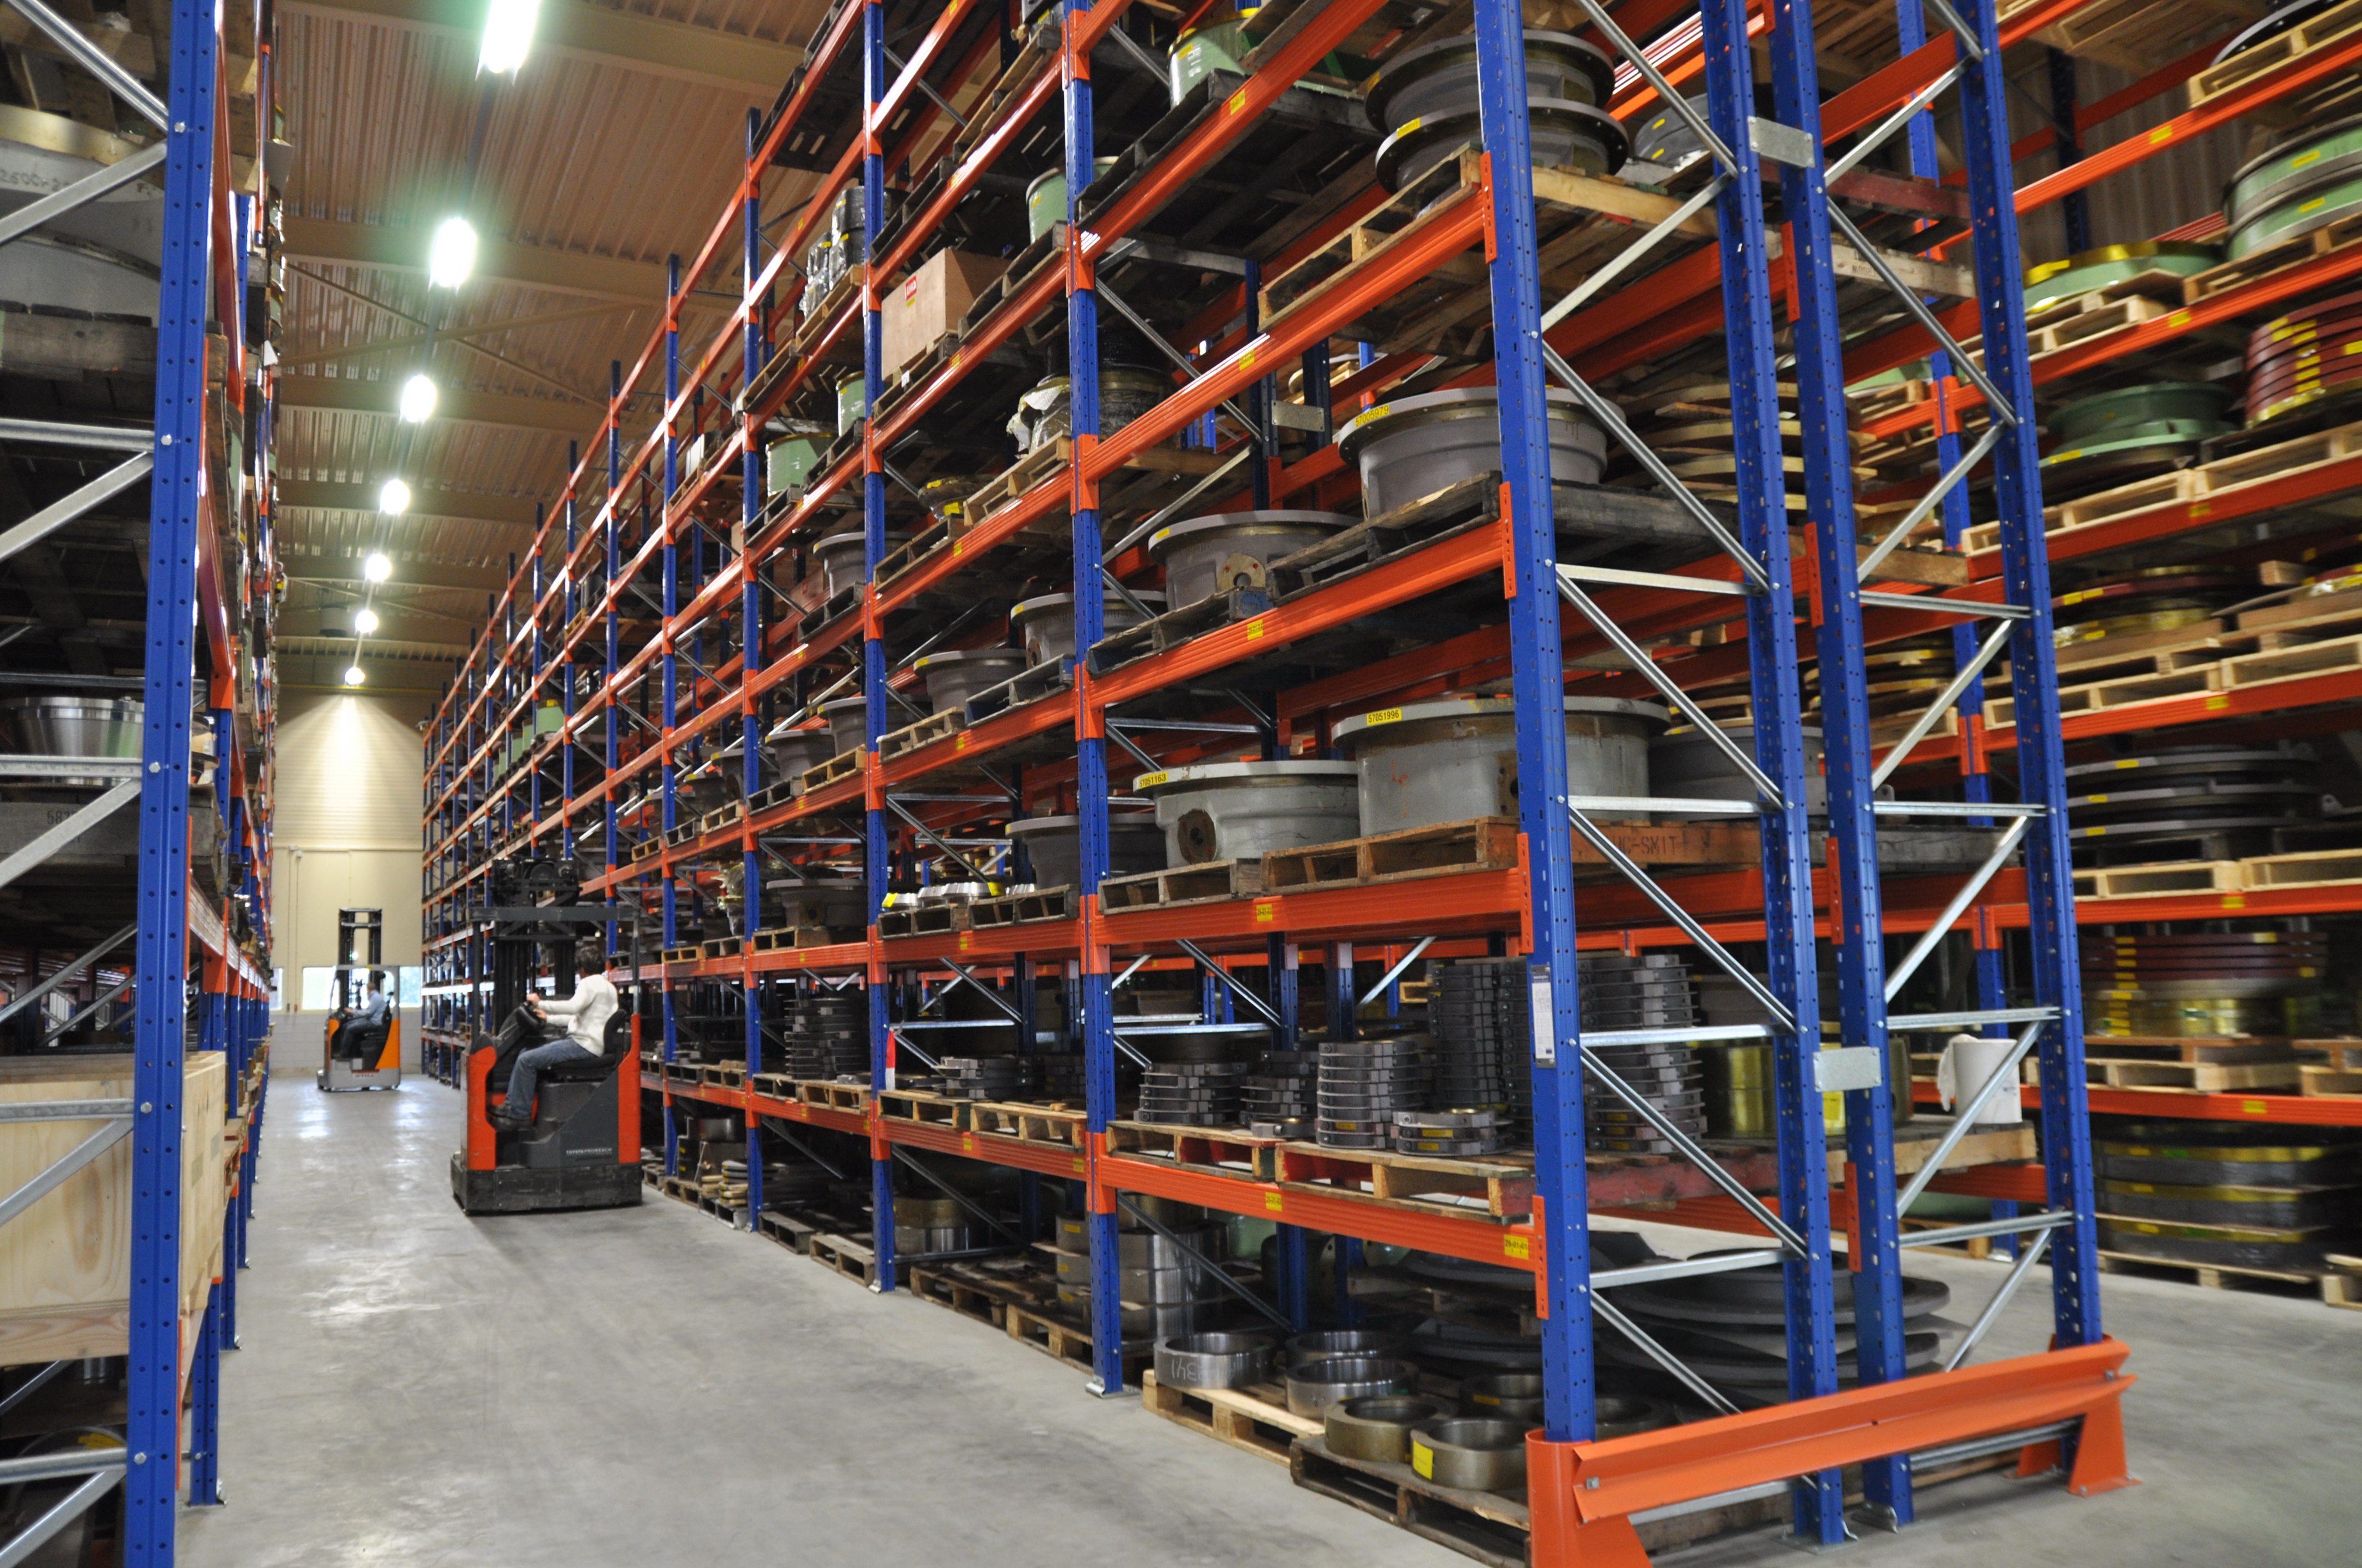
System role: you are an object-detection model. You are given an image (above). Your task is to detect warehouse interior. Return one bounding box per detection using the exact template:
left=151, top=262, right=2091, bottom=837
left=2, top=0, right=2361, bottom=1562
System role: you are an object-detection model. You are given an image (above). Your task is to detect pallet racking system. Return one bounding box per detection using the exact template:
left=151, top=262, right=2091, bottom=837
left=418, top=0, right=2362, bottom=1556
left=0, top=0, right=280, bottom=1556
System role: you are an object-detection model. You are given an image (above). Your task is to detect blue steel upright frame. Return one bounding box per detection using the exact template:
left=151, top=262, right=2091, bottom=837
left=862, top=0, right=901, bottom=1297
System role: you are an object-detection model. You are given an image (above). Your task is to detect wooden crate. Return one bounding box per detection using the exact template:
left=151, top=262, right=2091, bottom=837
left=0, top=1053, right=229, bottom=1368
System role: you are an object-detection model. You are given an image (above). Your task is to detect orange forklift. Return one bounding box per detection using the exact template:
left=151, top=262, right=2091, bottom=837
left=319, top=908, right=401, bottom=1090
left=451, top=854, right=646, bottom=1214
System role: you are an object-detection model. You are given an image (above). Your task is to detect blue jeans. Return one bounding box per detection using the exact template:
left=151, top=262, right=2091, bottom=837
left=502, top=1039, right=595, bottom=1120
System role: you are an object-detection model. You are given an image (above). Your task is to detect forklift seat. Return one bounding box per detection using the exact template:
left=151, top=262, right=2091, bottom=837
left=537, top=1012, right=631, bottom=1085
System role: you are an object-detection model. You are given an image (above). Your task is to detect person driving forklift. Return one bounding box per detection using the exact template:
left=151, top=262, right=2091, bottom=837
left=490, top=949, right=618, bottom=1130
left=339, top=972, right=392, bottom=1062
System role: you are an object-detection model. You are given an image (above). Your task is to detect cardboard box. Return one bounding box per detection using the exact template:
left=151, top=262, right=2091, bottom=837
left=880, top=249, right=1004, bottom=378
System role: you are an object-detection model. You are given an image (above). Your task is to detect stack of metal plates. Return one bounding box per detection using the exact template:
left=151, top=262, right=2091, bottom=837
left=2095, top=1120, right=2362, bottom=1273
left=1394, top=1107, right=1505, bottom=1157
left=1034, top=1052, right=1086, bottom=1101
left=1244, top=1050, right=1317, bottom=1137
left=1579, top=953, right=1705, bottom=1155
left=1433, top=960, right=1534, bottom=1137
left=937, top=1056, right=1034, bottom=1099
left=1600, top=1254, right=1952, bottom=1405
left=2063, top=744, right=2322, bottom=868
left=1317, top=1036, right=1433, bottom=1149
left=2249, top=288, right=2362, bottom=424
left=2082, top=929, right=2325, bottom=1038
left=1136, top=1062, right=1252, bottom=1125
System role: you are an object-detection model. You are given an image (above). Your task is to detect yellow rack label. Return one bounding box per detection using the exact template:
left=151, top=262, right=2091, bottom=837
left=1136, top=770, right=1169, bottom=788
left=1255, top=901, right=1276, bottom=923
left=1226, top=88, right=1247, bottom=116
left=2242, top=1099, right=2267, bottom=1115
left=1503, top=1234, right=1530, bottom=1261
left=1264, top=1192, right=1284, bottom=1213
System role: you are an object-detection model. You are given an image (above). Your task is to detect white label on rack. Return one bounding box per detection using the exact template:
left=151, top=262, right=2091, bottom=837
left=1529, top=964, right=1556, bottom=1066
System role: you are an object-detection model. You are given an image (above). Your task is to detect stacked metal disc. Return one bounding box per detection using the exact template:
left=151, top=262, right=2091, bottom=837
left=1317, top=1036, right=1434, bottom=1149
left=2096, top=1119, right=2362, bottom=1273
left=2247, top=288, right=2362, bottom=425
left=2052, top=567, right=2243, bottom=661
left=1243, top=1051, right=1317, bottom=1137
left=1034, top=1052, right=1085, bottom=1101
left=937, top=1055, right=1035, bottom=1100
left=1599, top=1254, right=1952, bottom=1403
left=1394, top=1108, right=1505, bottom=1157
left=1136, top=1062, right=1252, bottom=1125
left=1578, top=954, right=1706, bottom=1155
left=2222, top=103, right=2362, bottom=261
left=1433, top=960, right=1535, bottom=1139
left=781, top=988, right=866, bottom=1079
left=2080, top=929, right=2327, bottom=1038
left=2063, top=742, right=2322, bottom=867
left=2038, top=383, right=2237, bottom=499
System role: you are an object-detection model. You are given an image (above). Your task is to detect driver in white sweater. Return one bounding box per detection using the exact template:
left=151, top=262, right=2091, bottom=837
left=492, top=950, right=619, bottom=1128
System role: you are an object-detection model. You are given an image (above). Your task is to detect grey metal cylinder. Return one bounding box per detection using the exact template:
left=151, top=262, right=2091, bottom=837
left=1649, top=722, right=1828, bottom=816
left=1461, top=1372, right=1544, bottom=1422
left=1006, top=812, right=1164, bottom=889
left=1285, top=1356, right=1420, bottom=1417
left=1154, top=1331, right=1273, bottom=1390
left=1148, top=511, right=1353, bottom=607
left=915, top=648, right=1029, bottom=714
left=1376, top=98, right=1627, bottom=191
left=820, top=697, right=868, bottom=756
left=1286, top=1328, right=1411, bottom=1369
left=765, top=875, right=866, bottom=929
left=1409, top=1417, right=1530, bottom=1491
left=1364, top=30, right=1614, bottom=131
left=1324, top=1395, right=1454, bottom=1462
left=813, top=530, right=911, bottom=598
left=1009, top=369, right=1169, bottom=454
left=1012, top=589, right=1168, bottom=665
left=1333, top=695, right=1669, bottom=832
left=772, top=727, right=835, bottom=786
left=1336, top=389, right=1607, bottom=519
left=1136, top=759, right=1360, bottom=864
left=0, top=696, right=142, bottom=757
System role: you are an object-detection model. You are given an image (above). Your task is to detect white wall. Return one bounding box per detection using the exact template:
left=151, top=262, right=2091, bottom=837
left=268, top=693, right=425, bottom=1072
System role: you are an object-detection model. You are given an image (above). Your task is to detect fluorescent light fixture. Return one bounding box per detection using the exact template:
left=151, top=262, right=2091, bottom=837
left=345, top=665, right=367, bottom=686
left=377, top=479, right=410, bottom=515
left=353, top=607, right=380, bottom=635
left=480, top=0, right=540, bottom=74
left=365, top=551, right=395, bottom=582
left=428, top=216, right=477, bottom=288
left=399, top=372, right=438, bottom=423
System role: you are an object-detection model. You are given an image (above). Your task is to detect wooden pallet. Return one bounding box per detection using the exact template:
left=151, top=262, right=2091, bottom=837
left=2078, top=1034, right=2297, bottom=1066
left=748, top=777, right=797, bottom=814
left=1266, top=1140, right=1537, bottom=1221
left=2079, top=1057, right=2304, bottom=1092
left=699, top=937, right=742, bottom=959
left=660, top=945, right=703, bottom=965
left=878, top=1088, right=962, bottom=1128
left=2237, top=846, right=2362, bottom=891
left=2097, top=1249, right=2348, bottom=1304
left=1099, top=859, right=1266, bottom=911
left=2188, top=213, right=2362, bottom=305
left=2297, top=1038, right=2362, bottom=1071
left=1268, top=474, right=1502, bottom=600
left=791, top=264, right=865, bottom=353
left=701, top=1063, right=748, bottom=1089
left=880, top=706, right=965, bottom=762
left=1082, top=588, right=1273, bottom=676
left=809, top=1232, right=880, bottom=1287
left=962, top=441, right=1066, bottom=523
left=1105, top=1120, right=1280, bottom=1174
left=1261, top=817, right=1518, bottom=895
left=1001, top=1300, right=1147, bottom=1377
left=664, top=820, right=699, bottom=848
left=876, top=901, right=972, bottom=939
left=965, top=885, right=1079, bottom=927
left=797, top=750, right=863, bottom=795
left=2073, top=860, right=2240, bottom=899
left=1141, top=1372, right=1321, bottom=1467
left=968, top=1100, right=1087, bottom=1149
left=960, top=655, right=1074, bottom=722
left=2186, top=0, right=2362, bottom=114
left=799, top=1079, right=869, bottom=1111
left=755, top=1209, right=823, bottom=1253
left=904, top=1260, right=1052, bottom=1329
left=630, top=838, right=662, bottom=863
left=700, top=802, right=744, bottom=835
left=2002, top=0, right=2271, bottom=75
left=1291, top=1434, right=1531, bottom=1568
left=1982, top=662, right=2222, bottom=727
left=2301, top=1065, right=2362, bottom=1098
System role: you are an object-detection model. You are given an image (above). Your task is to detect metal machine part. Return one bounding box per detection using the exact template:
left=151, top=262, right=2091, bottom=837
left=1012, top=589, right=1167, bottom=665
left=1649, top=721, right=1829, bottom=816
left=1336, top=388, right=1607, bottom=519
left=1007, top=369, right=1167, bottom=453
left=1323, top=1395, right=1455, bottom=1462
left=2022, top=242, right=2221, bottom=311
left=914, top=648, right=1029, bottom=714
left=814, top=529, right=911, bottom=597
left=2225, top=112, right=2362, bottom=258
left=1285, top=1355, right=1420, bottom=1417
left=1317, top=1035, right=1433, bottom=1149
left=1363, top=30, right=1615, bottom=132
left=1005, top=812, right=1163, bottom=890
left=1147, top=510, right=1355, bottom=607
left=1135, top=759, right=1360, bottom=865
left=1376, top=98, right=1628, bottom=191
left=1334, top=695, right=1668, bottom=834
left=1408, top=1417, right=1532, bottom=1491
left=771, top=727, right=835, bottom=788
left=820, top=696, right=868, bottom=756
left=1154, top=1331, right=1275, bottom=1390
left=1286, top=1329, right=1412, bottom=1368
left=2247, top=288, right=2362, bottom=423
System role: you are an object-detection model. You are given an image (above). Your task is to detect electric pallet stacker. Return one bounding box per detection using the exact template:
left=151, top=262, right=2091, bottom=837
left=319, top=906, right=400, bottom=1091
left=450, top=854, right=647, bottom=1215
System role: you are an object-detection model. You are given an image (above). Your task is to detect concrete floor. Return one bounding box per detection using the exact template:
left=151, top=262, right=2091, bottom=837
left=182, top=1080, right=2359, bottom=1567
